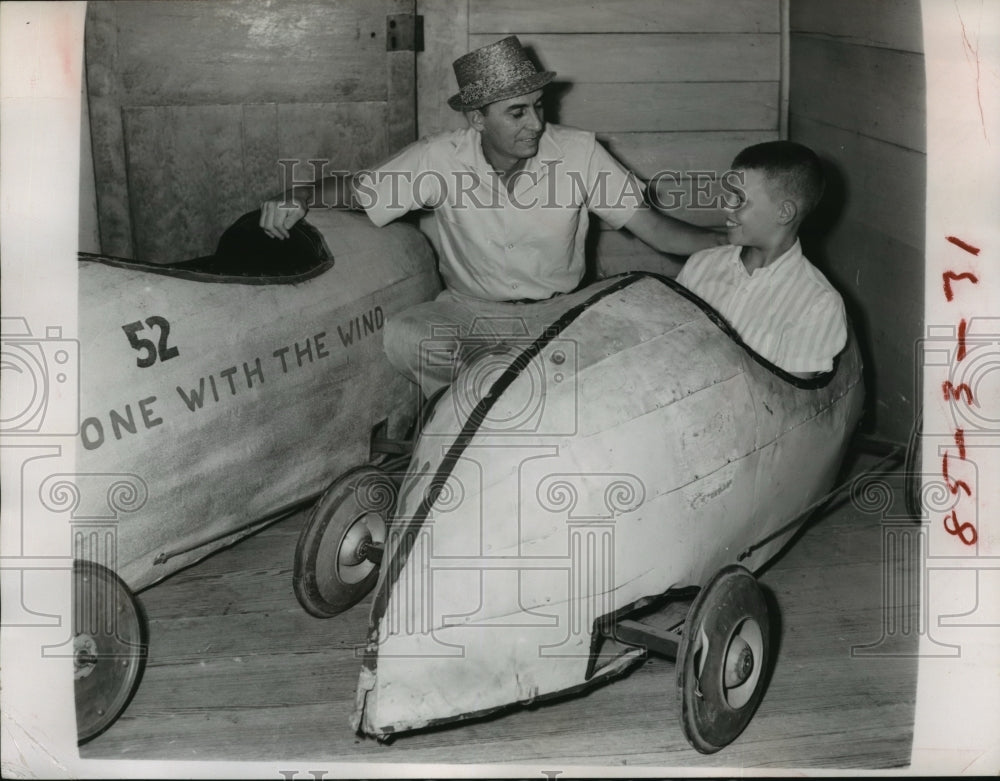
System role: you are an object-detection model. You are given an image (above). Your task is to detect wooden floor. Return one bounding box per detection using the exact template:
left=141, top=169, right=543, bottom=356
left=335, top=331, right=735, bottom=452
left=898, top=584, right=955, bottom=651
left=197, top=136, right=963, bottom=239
left=80, top=451, right=917, bottom=771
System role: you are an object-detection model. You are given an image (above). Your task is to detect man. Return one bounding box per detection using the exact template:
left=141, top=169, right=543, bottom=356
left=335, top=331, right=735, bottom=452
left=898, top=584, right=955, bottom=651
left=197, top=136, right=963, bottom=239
left=260, top=36, right=724, bottom=397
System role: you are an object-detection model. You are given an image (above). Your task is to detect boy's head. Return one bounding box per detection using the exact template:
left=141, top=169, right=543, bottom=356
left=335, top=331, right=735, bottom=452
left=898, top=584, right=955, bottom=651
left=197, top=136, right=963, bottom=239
left=723, top=141, right=825, bottom=248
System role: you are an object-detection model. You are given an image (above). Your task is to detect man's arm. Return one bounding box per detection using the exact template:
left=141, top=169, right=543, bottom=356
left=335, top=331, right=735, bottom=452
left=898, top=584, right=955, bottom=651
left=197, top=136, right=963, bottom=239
left=621, top=205, right=727, bottom=262
left=259, top=173, right=359, bottom=240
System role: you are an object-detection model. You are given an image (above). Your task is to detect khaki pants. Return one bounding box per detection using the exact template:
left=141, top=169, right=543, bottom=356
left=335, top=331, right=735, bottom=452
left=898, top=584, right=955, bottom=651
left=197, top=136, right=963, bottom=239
left=382, top=278, right=621, bottom=398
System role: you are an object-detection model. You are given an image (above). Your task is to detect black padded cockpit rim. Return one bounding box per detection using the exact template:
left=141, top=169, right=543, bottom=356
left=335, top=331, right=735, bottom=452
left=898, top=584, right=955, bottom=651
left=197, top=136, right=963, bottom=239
left=77, top=252, right=335, bottom=286
left=642, top=271, right=841, bottom=391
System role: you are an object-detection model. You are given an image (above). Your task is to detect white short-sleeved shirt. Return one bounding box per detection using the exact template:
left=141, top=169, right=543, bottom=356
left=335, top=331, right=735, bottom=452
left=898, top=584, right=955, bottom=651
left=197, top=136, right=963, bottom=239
left=354, top=124, right=644, bottom=301
left=676, top=241, right=847, bottom=373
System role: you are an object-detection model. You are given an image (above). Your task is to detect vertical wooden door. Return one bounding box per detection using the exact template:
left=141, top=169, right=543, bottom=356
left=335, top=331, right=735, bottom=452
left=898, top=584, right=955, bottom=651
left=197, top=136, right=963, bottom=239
left=85, top=0, right=416, bottom=263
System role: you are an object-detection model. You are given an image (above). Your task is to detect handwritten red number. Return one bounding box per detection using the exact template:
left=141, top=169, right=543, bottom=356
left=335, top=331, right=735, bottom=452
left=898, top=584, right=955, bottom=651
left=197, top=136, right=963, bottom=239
left=942, top=270, right=979, bottom=302
left=953, top=429, right=967, bottom=460
left=941, top=453, right=972, bottom=497
left=942, top=381, right=975, bottom=404
left=943, top=511, right=978, bottom=545
left=957, top=319, right=968, bottom=361
left=945, top=236, right=981, bottom=255
left=940, top=237, right=981, bottom=550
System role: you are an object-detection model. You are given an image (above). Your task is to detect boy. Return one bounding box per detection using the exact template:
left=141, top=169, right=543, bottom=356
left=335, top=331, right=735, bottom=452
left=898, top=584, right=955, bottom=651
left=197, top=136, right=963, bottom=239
left=676, top=141, right=847, bottom=378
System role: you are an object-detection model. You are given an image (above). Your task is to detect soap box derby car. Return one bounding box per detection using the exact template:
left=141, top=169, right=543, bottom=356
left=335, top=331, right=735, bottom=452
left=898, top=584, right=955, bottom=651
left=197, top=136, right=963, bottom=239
left=67, top=210, right=441, bottom=742
left=292, top=271, right=866, bottom=754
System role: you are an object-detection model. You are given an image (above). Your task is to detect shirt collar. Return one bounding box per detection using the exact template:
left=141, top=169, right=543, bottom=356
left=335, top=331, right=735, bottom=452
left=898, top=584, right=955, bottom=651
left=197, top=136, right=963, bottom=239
left=767, top=238, right=803, bottom=272
left=452, top=124, right=566, bottom=173
left=534, top=126, right=565, bottom=167
left=452, top=126, right=480, bottom=167
left=731, top=239, right=804, bottom=278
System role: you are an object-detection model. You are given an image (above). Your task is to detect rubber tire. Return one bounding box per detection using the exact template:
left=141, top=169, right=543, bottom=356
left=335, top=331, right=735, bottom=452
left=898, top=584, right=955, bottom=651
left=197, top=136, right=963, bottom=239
left=677, top=565, right=771, bottom=754
left=74, top=560, right=147, bottom=744
left=293, top=466, right=396, bottom=618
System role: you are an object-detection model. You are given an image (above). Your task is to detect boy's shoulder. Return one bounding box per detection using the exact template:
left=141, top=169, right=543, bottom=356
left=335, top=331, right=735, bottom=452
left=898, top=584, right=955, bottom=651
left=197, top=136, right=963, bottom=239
left=794, top=248, right=843, bottom=300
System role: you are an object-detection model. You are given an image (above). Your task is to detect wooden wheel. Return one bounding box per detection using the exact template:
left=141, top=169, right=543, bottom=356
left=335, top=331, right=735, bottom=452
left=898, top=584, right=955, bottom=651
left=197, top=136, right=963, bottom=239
left=293, top=466, right=396, bottom=618
left=677, top=565, right=771, bottom=754
left=74, top=560, right=147, bottom=744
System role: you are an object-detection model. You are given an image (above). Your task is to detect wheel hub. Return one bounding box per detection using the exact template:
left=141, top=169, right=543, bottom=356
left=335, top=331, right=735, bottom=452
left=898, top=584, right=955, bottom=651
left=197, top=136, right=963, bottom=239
left=338, top=515, right=376, bottom=568
left=724, top=635, right=754, bottom=687
left=294, top=466, right=393, bottom=617
left=74, top=634, right=99, bottom=680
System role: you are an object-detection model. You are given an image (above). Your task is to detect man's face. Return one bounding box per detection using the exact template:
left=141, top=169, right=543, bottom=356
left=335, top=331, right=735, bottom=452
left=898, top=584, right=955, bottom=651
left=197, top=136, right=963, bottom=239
left=722, top=167, right=783, bottom=248
left=474, top=89, right=545, bottom=168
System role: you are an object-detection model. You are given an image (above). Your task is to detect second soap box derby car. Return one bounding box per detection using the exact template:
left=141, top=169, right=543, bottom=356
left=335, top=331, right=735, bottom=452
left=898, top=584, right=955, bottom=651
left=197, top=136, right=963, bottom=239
left=293, top=271, right=865, bottom=754
left=65, top=210, right=441, bottom=742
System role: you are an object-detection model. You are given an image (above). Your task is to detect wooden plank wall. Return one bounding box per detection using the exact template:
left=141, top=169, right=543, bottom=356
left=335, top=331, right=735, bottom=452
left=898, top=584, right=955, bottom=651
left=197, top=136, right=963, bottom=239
left=788, top=0, right=925, bottom=444
left=86, top=0, right=415, bottom=263
left=416, top=0, right=782, bottom=277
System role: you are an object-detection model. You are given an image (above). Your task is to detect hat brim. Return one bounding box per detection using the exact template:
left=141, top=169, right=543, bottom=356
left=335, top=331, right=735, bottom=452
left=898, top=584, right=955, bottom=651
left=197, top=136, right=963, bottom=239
left=448, top=72, right=556, bottom=112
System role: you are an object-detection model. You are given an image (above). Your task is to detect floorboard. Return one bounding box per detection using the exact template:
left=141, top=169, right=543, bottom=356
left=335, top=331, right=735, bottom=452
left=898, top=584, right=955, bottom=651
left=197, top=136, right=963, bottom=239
left=79, top=452, right=917, bottom=770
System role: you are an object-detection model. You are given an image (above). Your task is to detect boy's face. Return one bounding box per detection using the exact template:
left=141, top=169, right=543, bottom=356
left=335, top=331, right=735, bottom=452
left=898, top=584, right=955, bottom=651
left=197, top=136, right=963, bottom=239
left=722, top=167, right=783, bottom=248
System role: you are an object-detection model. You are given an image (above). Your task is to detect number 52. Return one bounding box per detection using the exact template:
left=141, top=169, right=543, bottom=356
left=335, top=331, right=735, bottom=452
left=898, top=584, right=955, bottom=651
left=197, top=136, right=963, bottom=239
left=122, top=316, right=180, bottom=368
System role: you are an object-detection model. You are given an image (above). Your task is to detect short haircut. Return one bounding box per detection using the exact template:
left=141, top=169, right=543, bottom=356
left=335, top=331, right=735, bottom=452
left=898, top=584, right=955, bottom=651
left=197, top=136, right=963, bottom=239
left=732, top=141, right=825, bottom=217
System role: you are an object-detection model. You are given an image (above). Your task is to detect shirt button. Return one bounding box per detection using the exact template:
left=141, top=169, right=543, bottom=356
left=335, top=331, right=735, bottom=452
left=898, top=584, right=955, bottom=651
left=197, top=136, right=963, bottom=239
left=512, top=282, right=519, bottom=289
left=507, top=243, right=514, bottom=249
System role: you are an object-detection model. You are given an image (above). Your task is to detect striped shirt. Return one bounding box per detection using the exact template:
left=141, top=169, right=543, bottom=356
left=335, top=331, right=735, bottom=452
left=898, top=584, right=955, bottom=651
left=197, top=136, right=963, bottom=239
left=676, top=241, right=847, bottom=373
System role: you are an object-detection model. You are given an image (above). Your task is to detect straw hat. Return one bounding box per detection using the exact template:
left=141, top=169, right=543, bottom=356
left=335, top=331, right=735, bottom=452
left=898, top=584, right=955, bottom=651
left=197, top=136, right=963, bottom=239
left=448, top=36, right=556, bottom=112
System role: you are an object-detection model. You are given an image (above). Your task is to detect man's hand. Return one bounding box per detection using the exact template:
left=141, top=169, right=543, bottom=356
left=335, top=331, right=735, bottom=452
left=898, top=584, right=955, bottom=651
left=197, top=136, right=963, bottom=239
left=259, top=196, right=307, bottom=240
